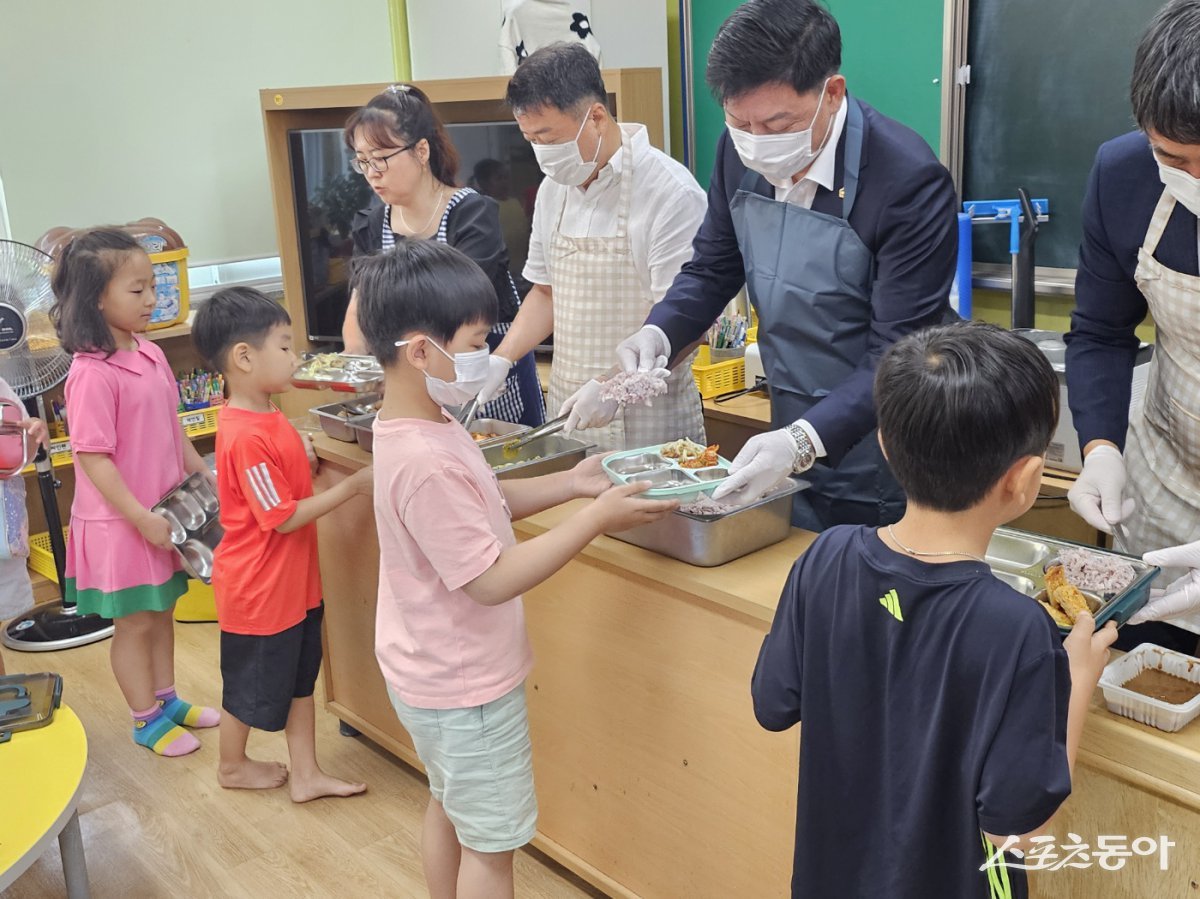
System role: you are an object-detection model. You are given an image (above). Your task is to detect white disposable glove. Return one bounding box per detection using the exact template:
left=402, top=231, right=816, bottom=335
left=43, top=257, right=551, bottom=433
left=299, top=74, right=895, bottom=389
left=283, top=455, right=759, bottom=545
left=616, top=326, right=671, bottom=374
left=1067, top=445, right=1135, bottom=534
left=711, top=428, right=798, bottom=502
left=559, top=380, right=619, bottom=433
left=1128, top=540, right=1200, bottom=625
left=476, top=354, right=513, bottom=404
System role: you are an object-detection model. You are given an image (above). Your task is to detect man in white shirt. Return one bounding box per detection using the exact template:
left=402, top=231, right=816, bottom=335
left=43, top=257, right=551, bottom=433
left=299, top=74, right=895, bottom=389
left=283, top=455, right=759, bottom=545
left=477, top=42, right=707, bottom=451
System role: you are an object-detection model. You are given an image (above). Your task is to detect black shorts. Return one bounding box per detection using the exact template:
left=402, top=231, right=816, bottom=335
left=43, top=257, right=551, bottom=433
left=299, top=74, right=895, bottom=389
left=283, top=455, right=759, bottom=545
left=220, top=603, right=324, bottom=732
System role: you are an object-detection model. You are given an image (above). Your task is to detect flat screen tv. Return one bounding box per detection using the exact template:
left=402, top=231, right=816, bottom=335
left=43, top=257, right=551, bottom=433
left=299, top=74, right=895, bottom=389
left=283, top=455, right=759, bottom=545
left=287, top=122, right=541, bottom=344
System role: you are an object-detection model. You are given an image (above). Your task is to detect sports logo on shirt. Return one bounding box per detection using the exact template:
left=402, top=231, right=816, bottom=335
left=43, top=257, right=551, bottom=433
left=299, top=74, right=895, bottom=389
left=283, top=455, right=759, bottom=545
left=245, top=463, right=282, bottom=511
left=879, top=589, right=903, bottom=622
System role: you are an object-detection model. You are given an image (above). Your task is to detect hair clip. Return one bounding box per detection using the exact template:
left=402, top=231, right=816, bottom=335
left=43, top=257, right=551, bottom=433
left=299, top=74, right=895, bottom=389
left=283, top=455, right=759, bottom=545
left=386, top=84, right=412, bottom=95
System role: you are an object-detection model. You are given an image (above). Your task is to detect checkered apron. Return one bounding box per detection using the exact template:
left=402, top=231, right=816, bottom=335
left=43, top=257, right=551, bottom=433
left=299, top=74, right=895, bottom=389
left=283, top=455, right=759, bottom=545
left=545, top=135, right=705, bottom=451
left=382, top=188, right=529, bottom=424
left=1118, top=188, right=1200, bottom=628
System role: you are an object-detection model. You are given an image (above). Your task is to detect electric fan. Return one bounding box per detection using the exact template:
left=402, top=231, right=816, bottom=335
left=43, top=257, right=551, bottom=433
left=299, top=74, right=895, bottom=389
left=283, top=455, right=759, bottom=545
left=0, top=239, right=114, bottom=650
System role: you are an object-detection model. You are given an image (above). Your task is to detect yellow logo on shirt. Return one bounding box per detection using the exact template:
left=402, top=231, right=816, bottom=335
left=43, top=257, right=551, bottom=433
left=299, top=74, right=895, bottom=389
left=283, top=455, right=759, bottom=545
left=879, top=589, right=903, bottom=622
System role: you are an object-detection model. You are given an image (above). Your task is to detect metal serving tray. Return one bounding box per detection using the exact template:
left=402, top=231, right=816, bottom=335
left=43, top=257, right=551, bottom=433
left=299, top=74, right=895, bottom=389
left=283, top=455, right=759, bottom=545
left=153, top=472, right=223, bottom=584
left=311, top=394, right=381, bottom=442
left=292, top=353, right=383, bottom=393
left=986, top=526, right=1159, bottom=633
left=484, top=434, right=595, bottom=479
left=607, top=478, right=809, bottom=567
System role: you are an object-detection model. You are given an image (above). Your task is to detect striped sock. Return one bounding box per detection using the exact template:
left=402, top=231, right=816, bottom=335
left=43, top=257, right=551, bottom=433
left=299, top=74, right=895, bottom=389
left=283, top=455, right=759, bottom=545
left=131, top=705, right=200, bottom=757
left=155, top=685, right=221, bottom=729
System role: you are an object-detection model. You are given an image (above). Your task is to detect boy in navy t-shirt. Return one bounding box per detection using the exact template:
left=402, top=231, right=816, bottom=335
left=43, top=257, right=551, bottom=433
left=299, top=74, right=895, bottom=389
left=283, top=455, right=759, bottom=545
left=752, top=322, right=1119, bottom=898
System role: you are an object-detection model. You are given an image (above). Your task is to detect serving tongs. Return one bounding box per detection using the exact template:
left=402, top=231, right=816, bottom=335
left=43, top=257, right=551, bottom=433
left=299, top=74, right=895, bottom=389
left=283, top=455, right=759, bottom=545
left=478, top=414, right=569, bottom=454
left=456, top=397, right=482, bottom=430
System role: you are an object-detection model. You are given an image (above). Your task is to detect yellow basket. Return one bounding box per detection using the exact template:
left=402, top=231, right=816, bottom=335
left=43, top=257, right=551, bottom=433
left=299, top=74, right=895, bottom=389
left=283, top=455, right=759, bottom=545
left=146, top=247, right=190, bottom=331
left=175, top=579, right=217, bottom=622
left=692, top=345, right=746, bottom=400
left=178, top=405, right=219, bottom=438
left=28, top=529, right=68, bottom=583
left=746, top=326, right=758, bottom=344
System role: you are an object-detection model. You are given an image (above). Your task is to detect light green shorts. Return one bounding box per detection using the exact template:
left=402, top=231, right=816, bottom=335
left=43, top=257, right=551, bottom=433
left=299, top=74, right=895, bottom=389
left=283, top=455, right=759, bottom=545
left=388, top=683, right=537, bottom=853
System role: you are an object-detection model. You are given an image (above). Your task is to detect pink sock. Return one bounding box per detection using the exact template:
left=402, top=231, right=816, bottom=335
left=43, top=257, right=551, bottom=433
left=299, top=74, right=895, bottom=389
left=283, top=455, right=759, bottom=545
left=131, top=704, right=201, bottom=757
left=155, top=685, right=221, bottom=729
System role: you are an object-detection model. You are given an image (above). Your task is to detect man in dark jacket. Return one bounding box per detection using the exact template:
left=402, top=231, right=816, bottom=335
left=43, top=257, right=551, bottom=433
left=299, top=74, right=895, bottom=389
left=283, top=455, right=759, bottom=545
left=611, top=0, right=958, bottom=531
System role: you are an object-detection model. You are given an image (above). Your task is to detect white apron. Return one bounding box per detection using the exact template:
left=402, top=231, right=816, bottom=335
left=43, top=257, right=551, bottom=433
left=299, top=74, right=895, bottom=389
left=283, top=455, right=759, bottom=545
left=1118, top=188, right=1200, bottom=633
left=545, top=135, right=706, bottom=452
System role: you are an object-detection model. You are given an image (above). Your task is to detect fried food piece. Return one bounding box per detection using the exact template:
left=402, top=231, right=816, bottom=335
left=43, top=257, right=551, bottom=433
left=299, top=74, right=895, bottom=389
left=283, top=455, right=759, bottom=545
left=1045, top=564, right=1091, bottom=623
left=1038, top=599, right=1073, bottom=628
left=679, top=444, right=720, bottom=469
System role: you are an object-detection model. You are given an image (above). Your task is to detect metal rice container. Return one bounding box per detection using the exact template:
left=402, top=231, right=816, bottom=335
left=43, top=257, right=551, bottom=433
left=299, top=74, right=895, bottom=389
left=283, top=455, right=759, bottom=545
left=606, top=478, right=808, bottom=567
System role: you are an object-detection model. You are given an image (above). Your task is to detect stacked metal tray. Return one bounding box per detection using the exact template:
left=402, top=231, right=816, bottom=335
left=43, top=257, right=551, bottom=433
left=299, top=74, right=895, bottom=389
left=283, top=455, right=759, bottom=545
left=985, top=527, right=1159, bottom=633
left=607, top=477, right=808, bottom=567
left=292, top=353, right=383, bottom=393
left=153, top=472, right=223, bottom=584
left=602, top=443, right=732, bottom=501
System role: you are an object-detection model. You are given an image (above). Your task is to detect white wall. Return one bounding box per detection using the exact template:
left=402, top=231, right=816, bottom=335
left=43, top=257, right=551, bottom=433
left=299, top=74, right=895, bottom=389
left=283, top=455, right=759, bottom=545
left=406, top=0, right=671, bottom=152
left=0, top=1, right=394, bottom=264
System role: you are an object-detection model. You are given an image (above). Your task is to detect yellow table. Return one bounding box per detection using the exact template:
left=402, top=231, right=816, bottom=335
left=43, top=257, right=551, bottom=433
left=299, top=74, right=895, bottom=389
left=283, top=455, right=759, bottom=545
left=0, top=704, right=90, bottom=897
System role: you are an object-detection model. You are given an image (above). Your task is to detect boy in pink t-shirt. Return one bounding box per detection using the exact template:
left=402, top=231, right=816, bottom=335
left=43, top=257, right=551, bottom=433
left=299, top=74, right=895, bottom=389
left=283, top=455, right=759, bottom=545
left=355, top=239, right=676, bottom=898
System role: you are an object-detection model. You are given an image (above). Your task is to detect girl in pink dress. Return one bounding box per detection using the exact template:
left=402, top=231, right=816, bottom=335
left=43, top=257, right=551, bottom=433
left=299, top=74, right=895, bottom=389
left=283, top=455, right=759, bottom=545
left=53, top=228, right=220, bottom=756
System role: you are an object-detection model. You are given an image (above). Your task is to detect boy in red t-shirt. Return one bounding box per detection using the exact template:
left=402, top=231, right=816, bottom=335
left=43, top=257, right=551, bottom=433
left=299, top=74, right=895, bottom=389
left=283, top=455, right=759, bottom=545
left=194, top=287, right=373, bottom=800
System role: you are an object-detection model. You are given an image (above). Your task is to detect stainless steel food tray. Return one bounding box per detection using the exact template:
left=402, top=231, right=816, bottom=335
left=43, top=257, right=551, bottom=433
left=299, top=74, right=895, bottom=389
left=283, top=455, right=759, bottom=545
left=484, top=434, right=595, bottom=479
left=153, top=472, right=223, bottom=584
left=292, top=353, right=383, bottom=393
left=986, top=526, right=1159, bottom=633
left=311, top=394, right=381, bottom=442
left=470, top=419, right=529, bottom=446
left=606, top=478, right=809, bottom=567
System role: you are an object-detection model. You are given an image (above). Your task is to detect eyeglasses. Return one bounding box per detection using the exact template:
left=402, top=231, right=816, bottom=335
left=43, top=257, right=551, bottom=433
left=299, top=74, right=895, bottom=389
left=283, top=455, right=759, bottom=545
left=351, top=143, right=416, bottom=175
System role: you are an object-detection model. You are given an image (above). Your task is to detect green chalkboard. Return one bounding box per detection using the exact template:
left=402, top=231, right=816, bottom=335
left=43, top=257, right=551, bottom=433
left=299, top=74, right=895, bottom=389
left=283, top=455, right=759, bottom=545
left=963, top=0, right=1162, bottom=269
left=688, top=0, right=945, bottom=189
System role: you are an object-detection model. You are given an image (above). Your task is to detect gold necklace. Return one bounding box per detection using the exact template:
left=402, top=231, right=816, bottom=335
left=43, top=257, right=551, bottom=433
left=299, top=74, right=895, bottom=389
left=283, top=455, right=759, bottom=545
left=886, top=525, right=986, bottom=565
left=396, top=186, right=447, bottom=235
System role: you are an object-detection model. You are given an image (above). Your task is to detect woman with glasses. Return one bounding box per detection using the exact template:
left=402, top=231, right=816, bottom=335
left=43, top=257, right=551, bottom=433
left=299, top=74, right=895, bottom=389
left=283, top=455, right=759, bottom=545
left=343, top=84, right=544, bottom=426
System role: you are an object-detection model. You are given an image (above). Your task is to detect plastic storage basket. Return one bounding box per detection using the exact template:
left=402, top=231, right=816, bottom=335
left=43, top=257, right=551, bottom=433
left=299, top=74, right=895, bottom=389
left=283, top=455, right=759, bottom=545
left=1099, top=643, right=1200, bottom=733
left=692, top=345, right=746, bottom=400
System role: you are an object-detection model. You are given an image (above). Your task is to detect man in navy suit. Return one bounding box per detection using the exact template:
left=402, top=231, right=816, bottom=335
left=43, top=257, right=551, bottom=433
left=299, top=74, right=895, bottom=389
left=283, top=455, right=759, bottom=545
left=575, top=0, right=958, bottom=532
left=1065, top=0, right=1200, bottom=639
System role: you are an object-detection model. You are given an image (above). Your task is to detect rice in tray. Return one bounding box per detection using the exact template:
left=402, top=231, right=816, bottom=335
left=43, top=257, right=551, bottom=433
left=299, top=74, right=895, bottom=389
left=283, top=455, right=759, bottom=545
left=599, top=371, right=669, bottom=406
left=1058, top=547, right=1137, bottom=595
left=679, top=495, right=734, bottom=516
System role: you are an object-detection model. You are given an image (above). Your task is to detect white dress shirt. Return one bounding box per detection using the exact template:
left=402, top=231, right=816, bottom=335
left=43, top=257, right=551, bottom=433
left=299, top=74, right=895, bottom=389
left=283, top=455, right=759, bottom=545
left=524, top=123, right=707, bottom=303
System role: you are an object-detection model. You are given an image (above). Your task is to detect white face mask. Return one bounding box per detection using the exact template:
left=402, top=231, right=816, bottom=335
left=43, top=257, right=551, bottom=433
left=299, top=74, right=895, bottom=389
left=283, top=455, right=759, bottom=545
left=531, top=110, right=602, bottom=186
left=727, top=79, right=833, bottom=187
left=395, top=337, right=491, bottom=406
left=1158, top=161, right=1200, bottom=218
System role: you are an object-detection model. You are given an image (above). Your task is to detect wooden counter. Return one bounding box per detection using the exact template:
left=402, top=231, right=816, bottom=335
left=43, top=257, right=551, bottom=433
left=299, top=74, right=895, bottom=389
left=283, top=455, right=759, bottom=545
left=312, top=433, right=1200, bottom=898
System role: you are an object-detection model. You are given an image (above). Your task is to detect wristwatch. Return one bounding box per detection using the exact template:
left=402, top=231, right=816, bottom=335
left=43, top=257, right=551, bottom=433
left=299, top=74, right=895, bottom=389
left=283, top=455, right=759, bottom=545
left=784, top=422, right=817, bottom=473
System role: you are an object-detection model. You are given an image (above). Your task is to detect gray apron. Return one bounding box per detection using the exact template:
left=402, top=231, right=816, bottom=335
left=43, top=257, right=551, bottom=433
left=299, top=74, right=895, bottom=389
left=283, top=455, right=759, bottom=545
left=729, top=99, right=905, bottom=532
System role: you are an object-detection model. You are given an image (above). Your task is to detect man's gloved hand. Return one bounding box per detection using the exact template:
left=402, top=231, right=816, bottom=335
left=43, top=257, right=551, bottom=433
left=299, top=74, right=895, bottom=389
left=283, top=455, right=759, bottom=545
left=1068, top=445, right=1134, bottom=534
left=616, top=326, right=671, bottom=374
left=476, top=354, right=513, bottom=404
left=1129, top=540, right=1200, bottom=625
left=560, top=380, right=620, bottom=433
left=712, top=429, right=799, bottom=502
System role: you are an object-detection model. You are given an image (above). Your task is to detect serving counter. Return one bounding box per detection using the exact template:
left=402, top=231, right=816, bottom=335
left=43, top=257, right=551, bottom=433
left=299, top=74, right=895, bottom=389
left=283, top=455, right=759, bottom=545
left=312, top=430, right=1200, bottom=898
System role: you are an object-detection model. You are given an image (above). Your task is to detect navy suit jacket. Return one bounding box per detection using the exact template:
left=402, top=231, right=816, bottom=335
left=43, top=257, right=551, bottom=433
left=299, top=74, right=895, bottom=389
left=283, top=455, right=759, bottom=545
left=646, top=97, right=958, bottom=465
left=1065, top=130, right=1200, bottom=450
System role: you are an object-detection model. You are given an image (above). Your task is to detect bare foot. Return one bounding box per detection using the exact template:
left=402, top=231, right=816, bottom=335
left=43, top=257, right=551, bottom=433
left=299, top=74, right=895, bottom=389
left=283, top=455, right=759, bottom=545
left=289, top=768, right=367, bottom=803
left=218, top=758, right=289, bottom=790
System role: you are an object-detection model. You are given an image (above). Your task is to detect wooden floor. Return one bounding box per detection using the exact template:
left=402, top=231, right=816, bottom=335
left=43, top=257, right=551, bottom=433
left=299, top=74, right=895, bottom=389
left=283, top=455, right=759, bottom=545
left=1, top=618, right=599, bottom=899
